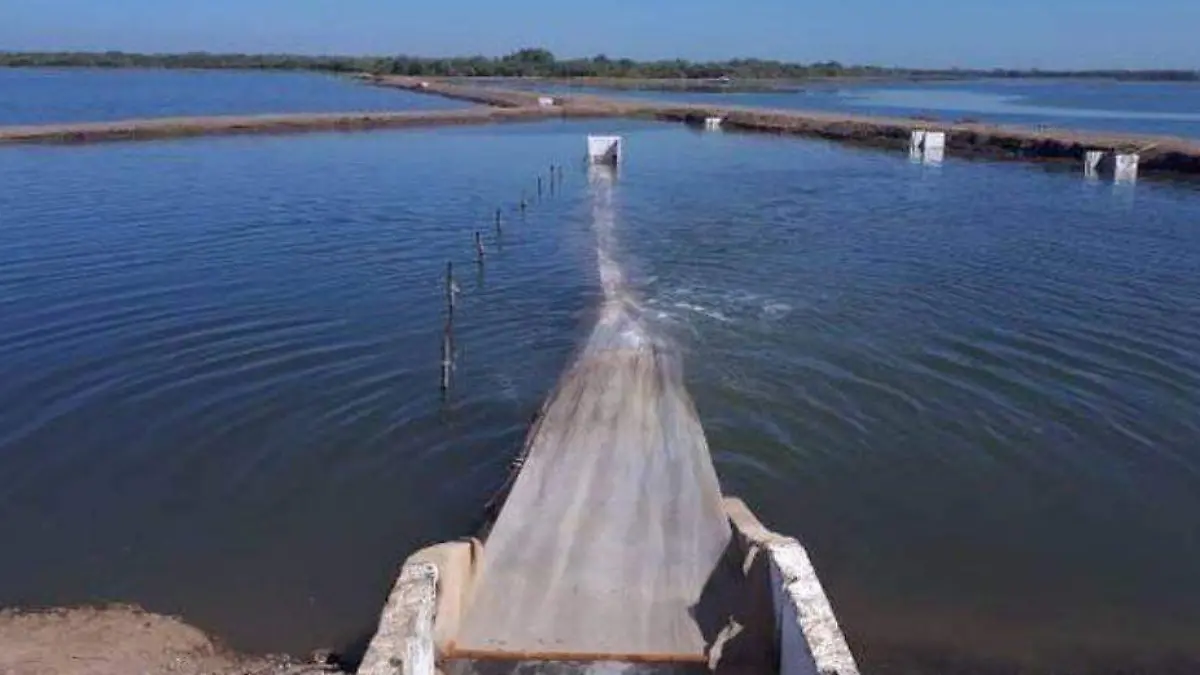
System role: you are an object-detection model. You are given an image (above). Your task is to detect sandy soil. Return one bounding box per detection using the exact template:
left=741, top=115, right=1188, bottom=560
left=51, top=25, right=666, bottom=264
left=0, top=606, right=340, bottom=675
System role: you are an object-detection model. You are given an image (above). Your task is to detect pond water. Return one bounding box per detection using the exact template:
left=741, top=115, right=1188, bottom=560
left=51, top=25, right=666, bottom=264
left=0, top=68, right=470, bottom=124
left=1, top=120, right=1199, bottom=675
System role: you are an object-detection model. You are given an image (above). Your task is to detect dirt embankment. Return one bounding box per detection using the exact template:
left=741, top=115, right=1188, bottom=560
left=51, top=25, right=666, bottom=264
left=3, top=75, right=1199, bottom=176
left=653, top=106, right=1200, bottom=173
left=0, top=107, right=593, bottom=145
left=0, top=606, right=340, bottom=675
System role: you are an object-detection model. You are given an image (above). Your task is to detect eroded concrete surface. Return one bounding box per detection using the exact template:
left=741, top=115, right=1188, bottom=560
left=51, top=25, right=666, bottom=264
left=451, top=168, right=732, bottom=662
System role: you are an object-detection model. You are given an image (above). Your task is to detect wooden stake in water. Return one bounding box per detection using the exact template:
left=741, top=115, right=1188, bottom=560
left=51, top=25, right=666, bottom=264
left=475, top=230, right=485, bottom=263
left=537, top=175, right=543, bottom=199
left=440, top=321, right=452, bottom=393
left=520, top=191, right=527, bottom=213
left=495, top=208, right=502, bottom=233
left=445, top=261, right=456, bottom=314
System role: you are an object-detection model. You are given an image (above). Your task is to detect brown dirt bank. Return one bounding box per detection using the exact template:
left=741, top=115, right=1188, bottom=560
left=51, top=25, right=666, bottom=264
left=0, top=106, right=623, bottom=146
left=644, top=106, right=1200, bottom=173
left=0, top=606, right=342, bottom=675
left=305, top=77, right=1200, bottom=177
left=366, top=76, right=550, bottom=107
left=3, top=76, right=1199, bottom=177
left=454, top=75, right=964, bottom=93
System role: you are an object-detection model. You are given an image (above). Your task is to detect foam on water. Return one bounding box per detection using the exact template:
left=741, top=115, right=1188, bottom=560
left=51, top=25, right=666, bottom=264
left=644, top=287, right=796, bottom=330
left=587, top=165, right=655, bottom=351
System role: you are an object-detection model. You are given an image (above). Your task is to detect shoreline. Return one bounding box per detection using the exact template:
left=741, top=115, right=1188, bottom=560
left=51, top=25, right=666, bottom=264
left=0, top=106, right=619, bottom=145
left=0, top=605, right=344, bottom=675
left=8, top=603, right=1196, bottom=675
left=3, top=75, right=1198, bottom=176
left=506, top=74, right=1200, bottom=89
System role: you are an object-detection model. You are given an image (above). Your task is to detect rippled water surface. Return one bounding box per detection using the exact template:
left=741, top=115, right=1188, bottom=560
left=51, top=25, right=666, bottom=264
left=0, top=68, right=470, bottom=124
left=2, top=121, right=1200, bottom=674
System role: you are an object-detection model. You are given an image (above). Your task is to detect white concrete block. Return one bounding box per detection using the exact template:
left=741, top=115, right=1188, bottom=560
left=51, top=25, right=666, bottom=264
left=587, top=135, right=622, bottom=165
left=910, top=130, right=927, bottom=159
left=704, top=116, right=724, bottom=131
left=537, top=96, right=556, bottom=108
left=1084, top=150, right=1105, bottom=178
left=1114, top=153, right=1139, bottom=183
left=923, top=131, right=946, bottom=164
left=910, top=129, right=946, bottom=164
left=1087, top=150, right=1139, bottom=183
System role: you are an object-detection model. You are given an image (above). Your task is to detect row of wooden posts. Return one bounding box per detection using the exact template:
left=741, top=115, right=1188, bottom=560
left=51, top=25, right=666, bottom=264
left=440, top=162, right=567, bottom=394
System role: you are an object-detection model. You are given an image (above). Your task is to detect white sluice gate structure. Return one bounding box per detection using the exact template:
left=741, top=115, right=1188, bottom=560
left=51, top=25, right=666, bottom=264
left=1084, top=150, right=1140, bottom=183
left=910, top=130, right=946, bottom=164
left=1114, top=153, right=1140, bottom=183
left=587, top=135, right=623, bottom=166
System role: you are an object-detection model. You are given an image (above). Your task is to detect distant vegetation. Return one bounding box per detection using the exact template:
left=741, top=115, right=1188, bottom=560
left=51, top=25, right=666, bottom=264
left=2, top=48, right=1197, bottom=82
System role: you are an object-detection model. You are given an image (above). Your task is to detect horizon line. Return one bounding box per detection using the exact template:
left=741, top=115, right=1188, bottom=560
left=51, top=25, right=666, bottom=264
left=2, top=49, right=1198, bottom=75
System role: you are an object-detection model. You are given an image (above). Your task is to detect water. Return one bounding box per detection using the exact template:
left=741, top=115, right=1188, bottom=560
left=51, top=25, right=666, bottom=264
left=543, top=79, right=1200, bottom=139
left=1, top=121, right=1200, bottom=675
left=0, top=68, right=470, bottom=124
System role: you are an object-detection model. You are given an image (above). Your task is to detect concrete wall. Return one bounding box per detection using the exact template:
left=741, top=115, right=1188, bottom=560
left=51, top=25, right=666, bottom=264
left=359, top=540, right=481, bottom=675
left=725, top=498, right=860, bottom=675
left=587, top=136, right=622, bottom=165
left=360, top=504, right=859, bottom=675
left=909, top=130, right=946, bottom=165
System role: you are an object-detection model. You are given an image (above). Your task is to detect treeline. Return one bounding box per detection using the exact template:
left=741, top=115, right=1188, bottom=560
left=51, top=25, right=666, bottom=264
left=0, top=51, right=378, bottom=73
left=2, top=48, right=1197, bottom=82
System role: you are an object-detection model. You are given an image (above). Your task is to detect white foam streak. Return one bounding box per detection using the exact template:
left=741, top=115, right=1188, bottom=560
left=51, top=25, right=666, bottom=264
left=586, top=166, right=652, bottom=353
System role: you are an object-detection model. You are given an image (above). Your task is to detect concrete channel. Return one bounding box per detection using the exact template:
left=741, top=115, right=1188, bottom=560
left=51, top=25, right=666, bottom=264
left=354, top=156, right=862, bottom=675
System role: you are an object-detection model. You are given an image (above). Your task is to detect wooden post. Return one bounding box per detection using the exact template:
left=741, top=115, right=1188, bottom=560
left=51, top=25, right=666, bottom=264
left=475, top=231, right=485, bottom=263
left=520, top=190, right=527, bottom=213
left=445, top=261, right=455, bottom=315
left=495, top=208, right=502, bottom=233
left=537, top=176, right=543, bottom=199
left=440, top=322, right=452, bottom=393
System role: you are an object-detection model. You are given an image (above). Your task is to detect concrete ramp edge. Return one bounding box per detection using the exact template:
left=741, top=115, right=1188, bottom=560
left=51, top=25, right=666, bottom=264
left=358, top=506, right=861, bottom=675
left=359, top=540, right=480, bottom=675
left=724, top=497, right=861, bottom=675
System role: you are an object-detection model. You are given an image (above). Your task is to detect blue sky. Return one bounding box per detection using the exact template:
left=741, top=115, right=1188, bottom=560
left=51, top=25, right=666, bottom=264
left=4, top=0, right=1198, bottom=70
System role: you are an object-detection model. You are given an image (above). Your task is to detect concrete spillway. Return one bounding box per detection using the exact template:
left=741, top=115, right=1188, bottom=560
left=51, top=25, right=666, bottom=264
left=357, top=163, right=858, bottom=675
left=451, top=168, right=733, bottom=662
